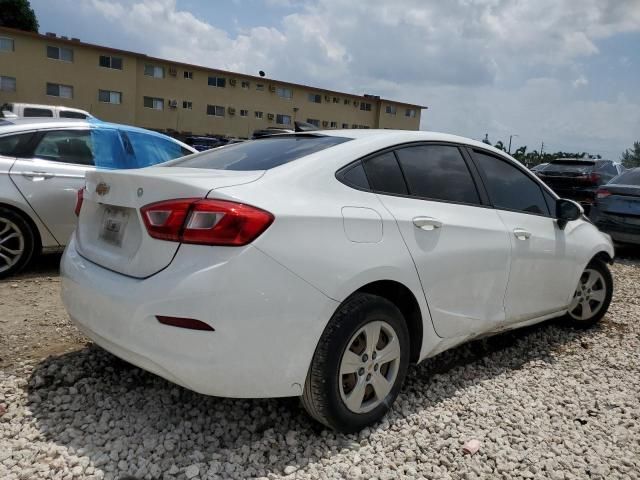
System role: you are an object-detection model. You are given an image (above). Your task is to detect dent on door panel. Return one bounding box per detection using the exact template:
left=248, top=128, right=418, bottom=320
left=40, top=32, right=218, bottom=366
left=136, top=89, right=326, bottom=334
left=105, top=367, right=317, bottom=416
left=341, top=206, right=383, bottom=243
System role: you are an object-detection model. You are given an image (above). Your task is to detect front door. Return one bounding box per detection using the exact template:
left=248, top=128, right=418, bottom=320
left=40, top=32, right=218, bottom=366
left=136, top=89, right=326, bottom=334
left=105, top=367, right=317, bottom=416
left=362, top=144, right=511, bottom=338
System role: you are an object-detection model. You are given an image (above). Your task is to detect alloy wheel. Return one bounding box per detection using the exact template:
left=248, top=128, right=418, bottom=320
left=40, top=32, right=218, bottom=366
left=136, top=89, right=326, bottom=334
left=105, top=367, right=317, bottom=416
left=339, top=320, right=401, bottom=413
left=0, top=217, right=25, bottom=274
left=568, top=268, right=607, bottom=321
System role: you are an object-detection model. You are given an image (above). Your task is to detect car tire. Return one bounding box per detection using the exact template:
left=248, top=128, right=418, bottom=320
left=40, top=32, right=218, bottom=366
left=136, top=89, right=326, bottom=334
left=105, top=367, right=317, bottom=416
left=0, top=207, right=36, bottom=279
left=564, top=258, right=613, bottom=328
left=302, top=292, right=410, bottom=433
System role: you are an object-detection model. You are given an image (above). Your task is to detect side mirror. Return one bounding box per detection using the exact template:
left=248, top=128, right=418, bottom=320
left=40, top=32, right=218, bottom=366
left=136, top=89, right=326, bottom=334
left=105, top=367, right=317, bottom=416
left=556, top=199, right=583, bottom=230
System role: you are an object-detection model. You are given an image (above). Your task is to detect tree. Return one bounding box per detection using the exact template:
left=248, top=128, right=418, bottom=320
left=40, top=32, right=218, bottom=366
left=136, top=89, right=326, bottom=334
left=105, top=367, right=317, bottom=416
left=0, top=0, right=38, bottom=32
left=494, top=141, right=506, bottom=152
left=620, top=141, right=640, bottom=169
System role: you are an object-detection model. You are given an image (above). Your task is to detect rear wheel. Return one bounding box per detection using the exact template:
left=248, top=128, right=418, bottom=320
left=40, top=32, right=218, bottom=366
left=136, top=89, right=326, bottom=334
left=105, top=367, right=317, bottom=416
left=302, top=293, right=410, bottom=432
left=565, top=259, right=613, bottom=328
left=0, top=208, right=35, bottom=279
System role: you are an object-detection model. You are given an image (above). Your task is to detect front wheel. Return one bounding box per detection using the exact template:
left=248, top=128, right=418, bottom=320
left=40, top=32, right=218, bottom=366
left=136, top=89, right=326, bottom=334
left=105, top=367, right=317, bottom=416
left=565, top=259, right=613, bottom=328
left=302, top=293, right=410, bottom=433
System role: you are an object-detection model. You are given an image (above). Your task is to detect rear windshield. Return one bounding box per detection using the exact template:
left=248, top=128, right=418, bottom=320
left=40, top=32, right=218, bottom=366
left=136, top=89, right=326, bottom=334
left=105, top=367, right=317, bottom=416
left=168, top=135, right=351, bottom=171
left=541, top=160, right=595, bottom=173
left=611, top=169, right=640, bottom=186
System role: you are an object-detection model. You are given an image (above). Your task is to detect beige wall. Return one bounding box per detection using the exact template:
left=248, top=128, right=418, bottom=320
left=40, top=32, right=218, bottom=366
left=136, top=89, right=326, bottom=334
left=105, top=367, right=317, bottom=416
left=0, top=29, right=423, bottom=137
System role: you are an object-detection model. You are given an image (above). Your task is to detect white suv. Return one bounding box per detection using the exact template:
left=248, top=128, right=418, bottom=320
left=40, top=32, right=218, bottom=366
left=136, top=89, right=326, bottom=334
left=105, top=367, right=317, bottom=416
left=2, top=102, right=94, bottom=119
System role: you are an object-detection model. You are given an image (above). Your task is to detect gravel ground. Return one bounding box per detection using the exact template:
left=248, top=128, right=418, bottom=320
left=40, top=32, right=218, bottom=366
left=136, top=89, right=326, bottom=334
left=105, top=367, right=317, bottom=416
left=1, top=252, right=639, bottom=480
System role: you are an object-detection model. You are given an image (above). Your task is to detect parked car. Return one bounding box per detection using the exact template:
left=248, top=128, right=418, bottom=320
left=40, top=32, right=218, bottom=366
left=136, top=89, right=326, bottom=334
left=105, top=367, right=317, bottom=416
left=61, top=130, right=614, bottom=432
left=252, top=121, right=318, bottom=139
left=590, top=167, right=640, bottom=245
left=530, top=162, right=548, bottom=173
left=1, top=102, right=94, bottom=119
left=536, top=158, right=624, bottom=211
left=184, top=136, right=228, bottom=151
left=0, top=118, right=195, bottom=278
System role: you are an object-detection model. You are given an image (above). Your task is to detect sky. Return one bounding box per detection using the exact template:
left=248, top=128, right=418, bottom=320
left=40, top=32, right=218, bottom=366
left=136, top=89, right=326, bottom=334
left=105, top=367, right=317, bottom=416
left=30, top=0, right=640, bottom=159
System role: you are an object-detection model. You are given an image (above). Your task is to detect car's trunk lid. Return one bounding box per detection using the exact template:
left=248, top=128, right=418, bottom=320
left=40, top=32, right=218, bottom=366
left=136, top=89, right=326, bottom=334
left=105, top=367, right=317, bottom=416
left=75, top=167, right=263, bottom=278
left=598, top=185, right=640, bottom=216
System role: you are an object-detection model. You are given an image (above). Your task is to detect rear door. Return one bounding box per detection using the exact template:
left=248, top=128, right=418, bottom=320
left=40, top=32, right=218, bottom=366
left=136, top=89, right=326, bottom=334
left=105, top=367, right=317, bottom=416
left=364, top=143, right=511, bottom=338
left=470, top=149, right=576, bottom=322
left=9, top=129, right=97, bottom=244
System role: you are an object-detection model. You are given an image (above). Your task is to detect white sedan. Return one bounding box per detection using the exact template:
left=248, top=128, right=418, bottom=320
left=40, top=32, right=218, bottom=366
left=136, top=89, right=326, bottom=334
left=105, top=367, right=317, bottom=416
left=61, top=130, right=614, bottom=432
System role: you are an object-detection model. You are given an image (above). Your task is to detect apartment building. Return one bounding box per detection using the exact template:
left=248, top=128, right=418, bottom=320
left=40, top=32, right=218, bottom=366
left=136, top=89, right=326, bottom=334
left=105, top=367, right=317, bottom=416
left=0, top=27, right=425, bottom=138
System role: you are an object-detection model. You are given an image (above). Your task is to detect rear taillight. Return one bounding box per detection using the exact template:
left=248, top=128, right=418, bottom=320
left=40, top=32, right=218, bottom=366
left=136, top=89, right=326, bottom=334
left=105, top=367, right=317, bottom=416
left=596, top=189, right=611, bottom=199
left=140, top=198, right=274, bottom=246
left=588, top=172, right=601, bottom=184
left=74, top=188, right=84, bottom=216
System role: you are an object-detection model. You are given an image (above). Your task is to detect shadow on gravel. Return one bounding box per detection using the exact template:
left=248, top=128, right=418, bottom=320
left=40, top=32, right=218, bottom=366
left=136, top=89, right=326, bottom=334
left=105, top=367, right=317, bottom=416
left=25, top=316, right=600, bottom=479
left=13, top=252, right=63, bottom=280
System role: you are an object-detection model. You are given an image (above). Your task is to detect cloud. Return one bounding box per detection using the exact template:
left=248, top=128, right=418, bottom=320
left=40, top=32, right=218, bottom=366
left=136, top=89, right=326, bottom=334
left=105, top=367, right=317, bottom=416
left=573, top=75, right=589, bottom=88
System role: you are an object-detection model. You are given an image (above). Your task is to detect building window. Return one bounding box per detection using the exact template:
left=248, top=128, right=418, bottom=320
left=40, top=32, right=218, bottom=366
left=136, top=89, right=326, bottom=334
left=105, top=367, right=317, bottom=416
left=256, top=83, right=265, bottom=91
left=307, top=118, right=320, bottom=127
left=344, top=99, right=350, bottom=105
left=308, top=93, right=322, bottom=103
left=182, top=101, right=192, bottom=109
left=144, top=64, right=164, bottom=78
left=47, top=45, right=73, bottom=62
left=342, top=123, right=349, bottom=128
left=255, top=111, right=264, bottom=119
left=208, top=76, right=226, bottom=88
left=330, top=121, right=338, bottom=128
left=0, top=76, right=16, bottom=91
left=241, top=80, right=250, bottom=89
left=184, top=71, right=193, bottom=79
left=406, top=108, right=417, bottom=118
left=332, top=97, right=340, bottom=104
left=98, top=89, right=122, bottom=104
left=360, top=102, right=372, bottom=111
left=143, top=96, right=164, bottom=110
left=385, top=105, right=397, bottom=115
left=46, top=82, right=73, bottom=98
left=276, top=114, right=291, bottom=125
left=240, top=109, right=248, bottom=117
left=0, top=37, right=14, bottom=52
left=207, top=105, right=225, bottom=117
left=276, top=87, right=292, bottom=99
left=99, top=55, right=122, bottom=70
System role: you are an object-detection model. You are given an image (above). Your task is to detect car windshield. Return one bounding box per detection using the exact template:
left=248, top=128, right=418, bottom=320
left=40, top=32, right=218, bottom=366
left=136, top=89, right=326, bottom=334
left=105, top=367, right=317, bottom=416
left=541, top=160, right=595, bottom=173
left=167, top=134, right=351, bottom=171
left=610, top=169, right=640, bottom=185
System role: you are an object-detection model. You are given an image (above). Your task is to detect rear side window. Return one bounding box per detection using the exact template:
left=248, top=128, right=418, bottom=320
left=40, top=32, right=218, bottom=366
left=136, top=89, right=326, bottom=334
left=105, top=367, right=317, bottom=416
left=611, top=169, right=640, bottom=185
left=395, top=145, right=480, bottom=204
left=541, top=160, right=594, bottom=173
left=362, top=152, right=408, bottom=195
left=339, top=162, right=370, bottom=189
left=33, top=130, right=94, bottom=165
left=24, top=108, right=54, bottom=117
left=168, top=135, right=351, bottom=171
left=473, top=150, right=549, bottom=215
left=120, top=131, right=188, bottom=167
left=0, top=132, right=36, bottom=157
left=59, top=110, right=87, bottom=119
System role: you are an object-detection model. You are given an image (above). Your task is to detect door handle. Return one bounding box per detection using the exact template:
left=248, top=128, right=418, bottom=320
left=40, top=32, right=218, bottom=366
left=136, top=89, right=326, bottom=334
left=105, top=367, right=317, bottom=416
left=413, top=216, right=443, bottom=231
left=22, top=171, right=55, bottom=180
left=513, top=228, right=531, bottom=240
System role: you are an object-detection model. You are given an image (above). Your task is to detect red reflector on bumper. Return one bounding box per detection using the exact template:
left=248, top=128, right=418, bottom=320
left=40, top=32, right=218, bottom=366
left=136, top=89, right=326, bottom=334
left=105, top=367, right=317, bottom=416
left=156, top=316, right=214, bottom=331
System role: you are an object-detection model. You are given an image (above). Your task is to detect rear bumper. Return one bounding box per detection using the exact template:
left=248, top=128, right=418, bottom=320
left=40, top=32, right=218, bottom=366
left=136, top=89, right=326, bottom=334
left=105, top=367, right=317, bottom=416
left=590, top=209, right=640, bottom=246
left=61, top=236, right=338, bottom=398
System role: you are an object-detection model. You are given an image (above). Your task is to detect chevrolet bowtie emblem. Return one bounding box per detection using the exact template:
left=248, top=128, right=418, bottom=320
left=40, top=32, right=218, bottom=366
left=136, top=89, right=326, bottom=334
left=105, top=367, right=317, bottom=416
left=95, top=182, right=110, bottom=196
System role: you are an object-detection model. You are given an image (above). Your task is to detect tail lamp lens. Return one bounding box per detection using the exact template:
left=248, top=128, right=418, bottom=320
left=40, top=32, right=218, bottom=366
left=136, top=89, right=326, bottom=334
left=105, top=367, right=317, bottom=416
left=596, top=189, right=611, bottom=199
left=140, top=198, right=274, bottom=246
left=74, top=187, right=84, bottom=216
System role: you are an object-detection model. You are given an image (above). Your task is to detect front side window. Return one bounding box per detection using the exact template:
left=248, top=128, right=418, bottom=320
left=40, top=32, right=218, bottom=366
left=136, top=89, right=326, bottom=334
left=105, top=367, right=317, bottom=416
left=473, top=149, right=549, bottom=215
left=0, top=75, right=16, bottom=91
left=143, top=96, right=164, bottom=110
left=168, top=135, right=351, bottom=171
left=395, top=145, right=480, bottom=205
left=276, top=114, right=291, bottom=125
left=46, top=83, right=73, bottom=98
left=362, top=152, right=408, bottom=195
left=24, top=107, right=53, bottom=117
left=144, top=64, right=164, bottom=78
left=34, top=130, right=94, bottom=165
left=59, top=111, right=88, bottom=119
left=99, top=55, right=123, bottom=70
left=47, top=45, right=73, bottom=62
left=208, top=76, right=226, bottom=88
left=206, top=105, right=225, bottom=117
left=98, top=89, right=122, bottom=104
left=0, top=37, right=14, bottom=52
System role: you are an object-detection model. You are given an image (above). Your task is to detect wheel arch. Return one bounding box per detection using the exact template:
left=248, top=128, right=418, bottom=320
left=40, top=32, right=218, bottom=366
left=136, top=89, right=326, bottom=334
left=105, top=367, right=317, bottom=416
left=0, top=201, right=43, bottom=254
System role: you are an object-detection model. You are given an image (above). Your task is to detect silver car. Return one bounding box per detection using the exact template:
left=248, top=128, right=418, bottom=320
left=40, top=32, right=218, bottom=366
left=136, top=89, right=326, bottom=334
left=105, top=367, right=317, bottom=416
left=0, top=118, right=195, bottom=278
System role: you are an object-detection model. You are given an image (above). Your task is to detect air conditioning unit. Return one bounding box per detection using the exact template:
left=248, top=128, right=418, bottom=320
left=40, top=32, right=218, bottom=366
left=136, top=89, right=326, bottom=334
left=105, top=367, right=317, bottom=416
left=229, top=78, right=237, bottom=86
left=228, top=107, right=236, bottom=115
left=168, top=67, right=177, bottom=76
left=268, top=84, right=276, bottom=92
left=322, top=120, right=329, bottom=127
left=267, top=113, right=275, bottom=120
left=324, top=95, right=330, bottom=102
left=168, top=99, right=177, bottom=108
